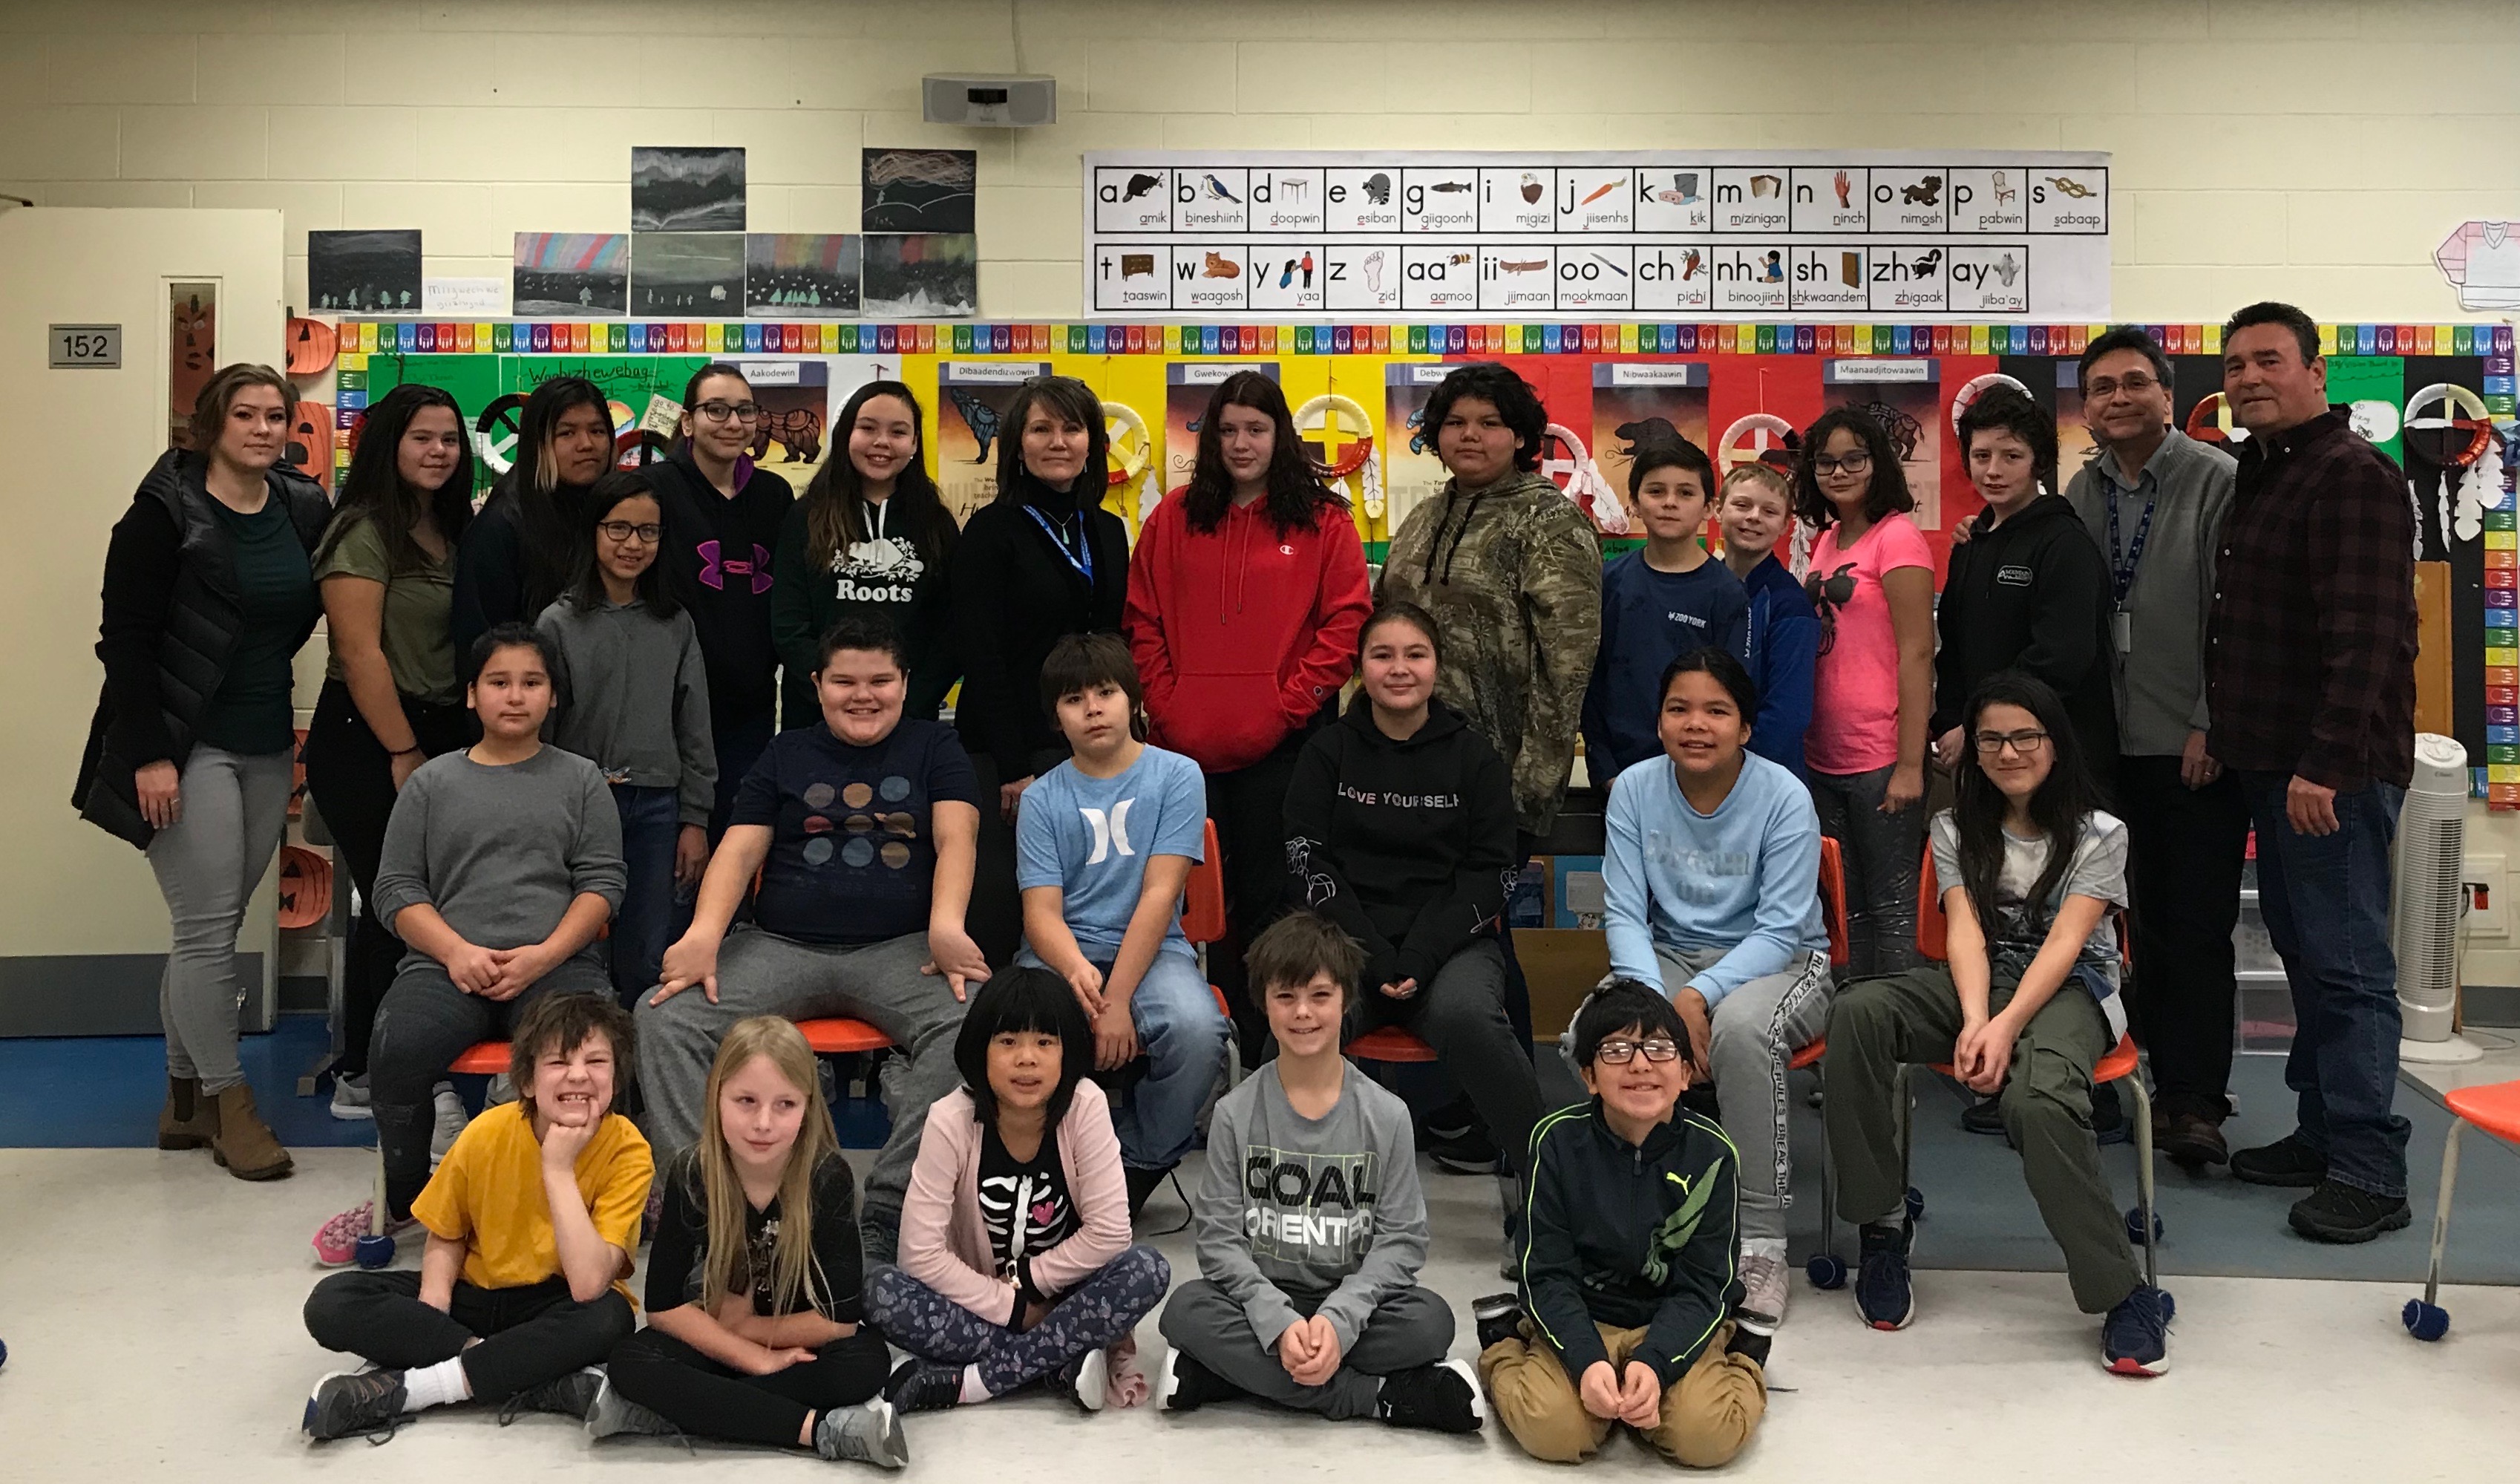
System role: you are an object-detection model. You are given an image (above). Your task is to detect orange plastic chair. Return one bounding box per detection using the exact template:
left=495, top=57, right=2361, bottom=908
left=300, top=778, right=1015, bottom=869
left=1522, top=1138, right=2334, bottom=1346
left=1818, top=835, right=1850, bottom=969
left=796, top=1018, right=892, bottom=1055
left=447, top=1040, right=511, bottom=1076
left=2403, top=1077, right=2520, bottom=1340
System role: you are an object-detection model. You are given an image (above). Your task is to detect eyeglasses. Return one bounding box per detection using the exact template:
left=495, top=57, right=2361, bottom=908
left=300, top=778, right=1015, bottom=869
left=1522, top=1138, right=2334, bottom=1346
left=598, top=520, right=663, bottom=544
left=1973, top=729, right=2050, bottom=756
left=696, top=400, right=763, bottom=424
left=2084, top=373, right=2161, bottom=401
left=1594, top=1038, right=1682, bottom=1065
left=1811, top=450, right=1872, bottom=477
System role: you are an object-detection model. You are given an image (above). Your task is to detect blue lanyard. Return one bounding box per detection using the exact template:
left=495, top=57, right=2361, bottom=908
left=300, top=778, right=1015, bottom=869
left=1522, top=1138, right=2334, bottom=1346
left=1023, top=505, right=1094, bottom=587
left=2104, top=480, right=2158, bottom=607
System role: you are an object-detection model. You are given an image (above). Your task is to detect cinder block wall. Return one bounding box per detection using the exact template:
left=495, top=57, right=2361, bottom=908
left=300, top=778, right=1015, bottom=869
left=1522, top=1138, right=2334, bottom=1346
left=4, top=0, right=2514, bottom=321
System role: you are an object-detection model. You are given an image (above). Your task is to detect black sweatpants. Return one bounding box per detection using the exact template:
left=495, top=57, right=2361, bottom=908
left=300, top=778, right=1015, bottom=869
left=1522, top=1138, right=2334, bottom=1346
left=300, top=680, right=474, bottom=1077
left=2116, top=756, right=2250, bottom=1122
left=607, top=1324, right=891, bottom=1447
left=303, top=1270, right=633, bottom=1401
left=1205, top=727, right=1313, bottom=1062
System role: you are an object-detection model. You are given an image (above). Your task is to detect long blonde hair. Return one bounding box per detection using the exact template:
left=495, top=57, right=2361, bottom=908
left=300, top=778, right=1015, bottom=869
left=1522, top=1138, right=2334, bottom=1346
left=696, top=1017, right=842, bottom=1316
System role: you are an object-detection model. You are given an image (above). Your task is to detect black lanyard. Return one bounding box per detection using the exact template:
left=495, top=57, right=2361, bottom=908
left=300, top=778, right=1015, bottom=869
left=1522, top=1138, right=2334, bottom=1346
left=1024, top=506, right=1094, bottom=587
left=2104, top=479, right=2158, bottom=607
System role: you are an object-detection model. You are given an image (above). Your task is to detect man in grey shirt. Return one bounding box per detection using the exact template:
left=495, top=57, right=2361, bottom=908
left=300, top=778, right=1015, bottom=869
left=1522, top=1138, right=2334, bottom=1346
left=2063, top=327, right=2247, bottom=1168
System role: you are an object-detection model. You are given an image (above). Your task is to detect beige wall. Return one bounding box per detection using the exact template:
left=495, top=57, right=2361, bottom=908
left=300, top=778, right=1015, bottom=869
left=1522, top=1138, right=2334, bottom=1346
left=3, top=0, right=2517, bottom=324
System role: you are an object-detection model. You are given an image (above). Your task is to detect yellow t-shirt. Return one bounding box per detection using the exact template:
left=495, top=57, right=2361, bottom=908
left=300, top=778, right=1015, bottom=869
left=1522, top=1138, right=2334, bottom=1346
left=410, top=1102, right=653, bottom=1301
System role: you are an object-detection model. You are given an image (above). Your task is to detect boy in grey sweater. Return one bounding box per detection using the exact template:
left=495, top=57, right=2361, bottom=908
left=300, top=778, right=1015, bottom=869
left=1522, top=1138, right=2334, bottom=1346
left=1156, top=912, right=1482, bottom=1433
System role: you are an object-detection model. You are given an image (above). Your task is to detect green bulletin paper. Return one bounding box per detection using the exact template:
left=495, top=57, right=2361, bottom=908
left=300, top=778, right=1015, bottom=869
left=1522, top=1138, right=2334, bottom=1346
left=2326, top=356, right=2406, bottom=465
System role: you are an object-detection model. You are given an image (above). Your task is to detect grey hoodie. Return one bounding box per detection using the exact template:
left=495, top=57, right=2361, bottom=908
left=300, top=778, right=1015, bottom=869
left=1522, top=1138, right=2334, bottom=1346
left=536, top=593, right=718, bottom=826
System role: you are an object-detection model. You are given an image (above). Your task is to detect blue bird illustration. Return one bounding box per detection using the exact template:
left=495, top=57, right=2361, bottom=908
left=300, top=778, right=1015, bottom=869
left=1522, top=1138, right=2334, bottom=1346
left=1203, top=174, right=1241, bottom=203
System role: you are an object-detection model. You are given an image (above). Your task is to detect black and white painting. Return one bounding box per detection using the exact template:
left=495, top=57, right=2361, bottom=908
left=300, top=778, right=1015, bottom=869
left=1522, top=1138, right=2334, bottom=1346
left=511, top=232, right=628, bottom=317
left=631, top=146, right=746, bottom=233
left=308, top=229, right=422, bottom=313
left=861, top=233, right=978, bottom=318
left=632, top=232, right=747, bottom=314
left=746, top=234, right=861, bottom=318
left=863, top=147, right=977, bottom=234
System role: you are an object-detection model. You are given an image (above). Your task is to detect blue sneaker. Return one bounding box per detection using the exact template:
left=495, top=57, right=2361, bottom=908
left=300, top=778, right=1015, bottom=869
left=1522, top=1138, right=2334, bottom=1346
left=2101, top=1285, right=2171, bottom=1376
left=1854, top=1222, right=1914, bottom=1331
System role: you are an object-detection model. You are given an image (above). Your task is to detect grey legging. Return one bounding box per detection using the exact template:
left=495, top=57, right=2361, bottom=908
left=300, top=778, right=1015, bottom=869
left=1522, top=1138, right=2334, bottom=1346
left=148, top=743, right=294, bottom=1094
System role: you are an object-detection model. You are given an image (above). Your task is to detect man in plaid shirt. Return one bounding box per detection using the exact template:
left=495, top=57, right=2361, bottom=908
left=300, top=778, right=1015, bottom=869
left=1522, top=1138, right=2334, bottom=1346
left=2205, top=301, right=2417, bottom=1245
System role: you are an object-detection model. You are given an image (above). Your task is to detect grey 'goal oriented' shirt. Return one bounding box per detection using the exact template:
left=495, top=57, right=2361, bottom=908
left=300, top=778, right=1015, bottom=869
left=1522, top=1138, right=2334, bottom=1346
left=373, top=744, right=626, bottom=961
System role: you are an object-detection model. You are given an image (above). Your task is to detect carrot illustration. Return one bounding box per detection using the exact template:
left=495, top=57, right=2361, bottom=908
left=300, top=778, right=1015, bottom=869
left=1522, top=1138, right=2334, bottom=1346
left=1579, top=180, right=1618, bottom=206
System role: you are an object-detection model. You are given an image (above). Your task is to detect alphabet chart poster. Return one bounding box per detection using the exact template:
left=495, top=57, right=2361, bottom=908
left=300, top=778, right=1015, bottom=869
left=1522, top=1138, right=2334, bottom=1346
left=1084, top=151, right=2111, bottom=322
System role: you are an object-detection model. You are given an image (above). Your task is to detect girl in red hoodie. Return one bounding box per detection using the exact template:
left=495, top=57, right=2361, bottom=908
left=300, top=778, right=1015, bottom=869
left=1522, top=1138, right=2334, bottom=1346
left=1125, top=372, right=1372, bottom=1056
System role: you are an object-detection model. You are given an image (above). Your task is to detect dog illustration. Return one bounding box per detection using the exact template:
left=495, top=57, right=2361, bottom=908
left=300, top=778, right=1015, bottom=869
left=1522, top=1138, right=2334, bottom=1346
left=1902, top=175, right=1943, bottom=206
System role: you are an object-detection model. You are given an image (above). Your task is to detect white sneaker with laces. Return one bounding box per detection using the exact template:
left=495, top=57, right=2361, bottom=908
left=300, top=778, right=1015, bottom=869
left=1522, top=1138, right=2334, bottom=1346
left=428, top=1082, right=468, bottom=1169
left=329, top=1073, right=372, bottom=1122
left=1737, top=1245, right=1790, bottom=1335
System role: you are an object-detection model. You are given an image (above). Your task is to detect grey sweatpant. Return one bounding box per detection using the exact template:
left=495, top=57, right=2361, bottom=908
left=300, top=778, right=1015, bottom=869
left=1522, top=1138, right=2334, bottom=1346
left=635, top=926, right=966, bottom=1238
left=1159, top=1280, right=1455, bottom=1420
left=147, top=743, right=293, bottom=1094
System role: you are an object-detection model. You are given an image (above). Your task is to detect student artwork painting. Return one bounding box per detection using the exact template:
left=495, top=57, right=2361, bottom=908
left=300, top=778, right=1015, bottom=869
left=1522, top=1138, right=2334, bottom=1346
left=1581, top=437, right=1748, bottom=781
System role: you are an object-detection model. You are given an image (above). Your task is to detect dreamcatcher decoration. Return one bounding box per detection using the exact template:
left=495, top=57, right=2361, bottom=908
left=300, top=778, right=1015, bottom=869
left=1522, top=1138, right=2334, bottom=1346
left=2402, top=382, right=2498, bottom=547
left=1102, top=399, right=1160, bottom=529
left=1541, top=422, right=1629, bottom=535
left=1950, top=372, right=2031, bottom=432
left=1716, top=411, right=1811, bottom=575
left=1295, top=393, right=1382, bottom=523
left=615, top=428, right=672, bottom=470
left=473, top=393, right=529, bottom=474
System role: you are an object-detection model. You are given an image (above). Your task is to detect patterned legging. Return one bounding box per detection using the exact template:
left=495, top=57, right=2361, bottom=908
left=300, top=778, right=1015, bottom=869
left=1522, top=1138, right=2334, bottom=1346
left=867, top=1244, right=1171, bottom=1397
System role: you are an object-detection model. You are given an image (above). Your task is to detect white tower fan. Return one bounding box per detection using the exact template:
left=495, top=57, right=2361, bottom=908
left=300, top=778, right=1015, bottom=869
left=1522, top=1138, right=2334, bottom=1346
left=2396, top=733, right=2484, bottom=1064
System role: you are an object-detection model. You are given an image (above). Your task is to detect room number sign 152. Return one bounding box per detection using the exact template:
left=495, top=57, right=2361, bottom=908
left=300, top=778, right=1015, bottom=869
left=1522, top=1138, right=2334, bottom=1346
left=49, top=324, right=122, bottom=368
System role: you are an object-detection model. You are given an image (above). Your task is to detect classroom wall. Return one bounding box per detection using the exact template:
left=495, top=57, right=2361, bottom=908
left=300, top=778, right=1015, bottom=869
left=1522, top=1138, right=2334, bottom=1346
left=2, top=0, right=2516, bottom=325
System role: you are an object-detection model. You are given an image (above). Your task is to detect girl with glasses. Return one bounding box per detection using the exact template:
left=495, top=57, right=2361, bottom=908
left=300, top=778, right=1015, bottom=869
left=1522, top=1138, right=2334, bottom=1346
left=1795, top=408, right=1934, bottom=975
left=538, top=471, right=717, bottom=1007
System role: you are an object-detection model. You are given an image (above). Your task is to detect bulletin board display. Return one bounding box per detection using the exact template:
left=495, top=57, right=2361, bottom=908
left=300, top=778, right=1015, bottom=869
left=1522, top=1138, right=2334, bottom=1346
left=336, top=317, right=2516, bottom=800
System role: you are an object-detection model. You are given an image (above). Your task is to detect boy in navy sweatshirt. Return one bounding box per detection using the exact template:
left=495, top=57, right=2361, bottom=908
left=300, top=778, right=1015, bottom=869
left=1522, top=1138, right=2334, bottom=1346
left=1476, top=980, right=1767, bottom=1468
left=1716, top=462, right=1817, bottom=781
left=1583, top=440, right=1748, bottom=780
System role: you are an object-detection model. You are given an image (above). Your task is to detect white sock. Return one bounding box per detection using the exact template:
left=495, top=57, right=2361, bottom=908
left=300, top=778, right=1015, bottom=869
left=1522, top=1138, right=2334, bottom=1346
left=1741, top=1238, right=1787, bottom=1264
left=958, top=1363, right=992, bottom=1405
left=402, top=1356, right=471, bottom=1411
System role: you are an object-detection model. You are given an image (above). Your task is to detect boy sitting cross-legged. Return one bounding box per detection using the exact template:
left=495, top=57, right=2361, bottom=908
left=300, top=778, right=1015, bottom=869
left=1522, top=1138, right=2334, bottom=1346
left=1155, top=910, right=1482, bottom=1434
left=1476, top=978, right=1768, bottom=1468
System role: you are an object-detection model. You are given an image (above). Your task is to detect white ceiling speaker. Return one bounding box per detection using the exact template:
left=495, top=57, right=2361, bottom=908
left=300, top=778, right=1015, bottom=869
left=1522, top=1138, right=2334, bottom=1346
left=922, top=75, right=1058, bottom=127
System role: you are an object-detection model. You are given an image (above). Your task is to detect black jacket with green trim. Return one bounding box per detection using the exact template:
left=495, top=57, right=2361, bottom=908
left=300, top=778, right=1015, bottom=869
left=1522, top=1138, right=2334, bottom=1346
left=1515, top=1096, right=1742, bottom=1388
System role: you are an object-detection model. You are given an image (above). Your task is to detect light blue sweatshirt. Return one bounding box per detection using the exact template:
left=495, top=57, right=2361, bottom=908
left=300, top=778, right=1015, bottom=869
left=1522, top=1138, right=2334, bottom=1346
left=1603, top=750, right=1827, bottom=1008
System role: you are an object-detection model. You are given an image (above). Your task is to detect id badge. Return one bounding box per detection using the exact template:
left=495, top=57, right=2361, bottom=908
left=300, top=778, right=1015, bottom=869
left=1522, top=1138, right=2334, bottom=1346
left=2112, top=608, right=2134, bottom=654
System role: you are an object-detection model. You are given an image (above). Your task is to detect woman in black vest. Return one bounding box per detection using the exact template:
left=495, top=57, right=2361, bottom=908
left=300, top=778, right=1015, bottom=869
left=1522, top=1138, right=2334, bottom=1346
left=76, top=363, right=331, bottom=1182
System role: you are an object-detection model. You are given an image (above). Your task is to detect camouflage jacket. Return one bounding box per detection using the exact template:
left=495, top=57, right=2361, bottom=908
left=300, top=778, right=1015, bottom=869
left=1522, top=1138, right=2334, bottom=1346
left=1377, top=468, right=1603, bottom=835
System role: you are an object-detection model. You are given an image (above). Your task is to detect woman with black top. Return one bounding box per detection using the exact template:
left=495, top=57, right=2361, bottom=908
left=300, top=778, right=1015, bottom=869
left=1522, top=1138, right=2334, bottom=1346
left=452, top=376, right=612, bottom=653
left=649, top=365, right=796, bottom=838
left=76, top=363, right=331, bottom=1183
left=949, top=376, right=1129, bottom=967
left=771, top=380, right=959, bottom=728
left=303, top=385, right=479, bottom=1117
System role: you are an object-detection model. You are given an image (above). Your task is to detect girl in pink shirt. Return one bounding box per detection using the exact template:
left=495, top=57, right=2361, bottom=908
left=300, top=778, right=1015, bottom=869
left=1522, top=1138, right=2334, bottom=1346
left=1797, top=409, right=1935, bottom=974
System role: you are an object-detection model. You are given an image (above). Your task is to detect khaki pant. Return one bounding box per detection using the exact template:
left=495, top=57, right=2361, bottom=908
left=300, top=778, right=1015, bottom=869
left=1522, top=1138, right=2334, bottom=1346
left=1479, top=1319, right=1766, bottom=1468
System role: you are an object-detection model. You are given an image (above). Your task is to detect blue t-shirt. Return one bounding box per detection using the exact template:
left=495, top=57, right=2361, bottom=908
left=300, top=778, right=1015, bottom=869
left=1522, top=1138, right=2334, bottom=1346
left=1582, top=552, right=1752, bottom=778
left=734, top=719, right=980, bottom=946
left=1015, top=744, right=1206, bottom=964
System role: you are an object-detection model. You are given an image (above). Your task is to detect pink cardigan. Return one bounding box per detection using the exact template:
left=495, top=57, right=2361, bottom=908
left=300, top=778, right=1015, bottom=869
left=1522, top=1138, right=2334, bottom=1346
left=897, top=1079, right=1133, bottom=1328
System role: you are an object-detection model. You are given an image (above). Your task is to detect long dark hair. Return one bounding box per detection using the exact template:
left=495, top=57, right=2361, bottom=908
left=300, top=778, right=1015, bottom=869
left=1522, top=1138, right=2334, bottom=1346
left=1182, top=370, right=1346, bottom=535
left=497, top=376, right=613, bottom=612
left=952, top=965, right=1093, bottom=1131
left=317, top=383, right=474, bottom=575
left=566, top=470, right=678, bottom=619
left=1951, top=673, right=2097, bottom=941
left=1793, top=407, right=1914, bottom=530
left=801, top=380, right=958, bottom=570
left=989, top=375, right=1110, bottom=506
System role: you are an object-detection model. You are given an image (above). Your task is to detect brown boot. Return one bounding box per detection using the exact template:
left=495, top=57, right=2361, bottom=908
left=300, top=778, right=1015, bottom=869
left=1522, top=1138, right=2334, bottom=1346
left=206, top=1082, right=294, bottom=1180
left=157, top=1076, right=212, bottom=1150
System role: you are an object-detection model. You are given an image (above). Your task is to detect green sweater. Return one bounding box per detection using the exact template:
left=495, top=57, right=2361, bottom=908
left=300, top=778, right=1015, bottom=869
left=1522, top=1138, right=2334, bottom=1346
left=768, top=499, right=958, bottom=729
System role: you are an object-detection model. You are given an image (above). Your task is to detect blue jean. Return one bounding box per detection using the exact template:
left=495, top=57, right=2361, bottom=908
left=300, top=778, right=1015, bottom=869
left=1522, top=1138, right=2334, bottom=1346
left=1020, top=946, right=1228, bottom=1171
left=2239, top=772, right=2412, bottom=1197
left=610, top=784, right=683, bottom=1009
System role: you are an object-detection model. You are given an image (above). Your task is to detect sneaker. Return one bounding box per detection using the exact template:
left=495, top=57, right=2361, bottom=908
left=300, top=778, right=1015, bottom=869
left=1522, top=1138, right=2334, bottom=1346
left=816, top=1399, right=909, bottom=1469
left=1374, top=1359, right=1483, bottom=1434
left=884, top=1359, right=963, bottom=1415
left=2288, top=1180, right=2413, bottom=1243
left=498, top=1365, right=603, bottom=1425
left=1421, top=1096, right=1479, bottom=1143
left=585, top=1374, right=681, bottom=1442
left=1959, top=1094, right=2005, bottom=1136
left=2155, top=1109, right=2231, bottom=1168
left=1156, top=1348, right=1246, bottom=1413
left=2100, top=1284, right=2171, bottom=1376
left=311, top=1200, right=419, bottom=1268
left=428, top=1082, right=468, bottom=1170
left=1735, top=1247, right=1789, bottom=1335
left=1424, top=1123, right=1499, bottom=1176
left=2231, top=1132, right=2330, bottom=1189
left=329, top=1072, right=372, bottom=1122
left=1472, top=1292, right=1528, bottom=1352
left=1854, top=1222, right=1914, bottom=1331
left=1053, top=1346, right=1109, bottom=1413
left=304, top=1367, right=408, bottom=1442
